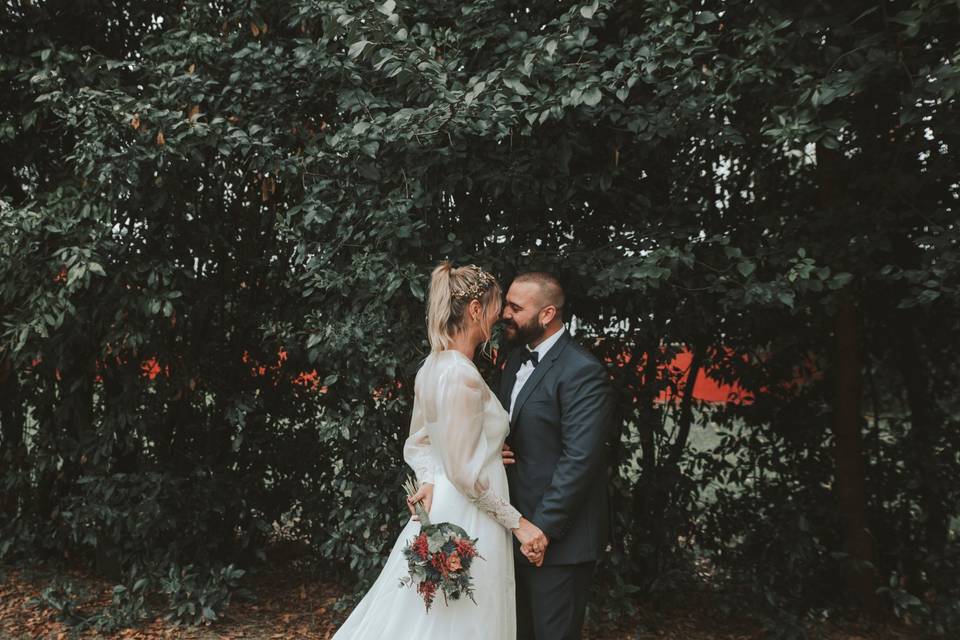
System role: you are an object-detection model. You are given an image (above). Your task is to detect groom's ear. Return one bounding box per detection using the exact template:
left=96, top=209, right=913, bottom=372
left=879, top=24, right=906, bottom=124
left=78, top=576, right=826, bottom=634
left=539, top=304, right=558, bottom=326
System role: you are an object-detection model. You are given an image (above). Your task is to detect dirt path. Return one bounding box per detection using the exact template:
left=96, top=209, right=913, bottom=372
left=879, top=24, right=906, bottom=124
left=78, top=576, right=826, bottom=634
left=0, top=563, right=920, bottom=640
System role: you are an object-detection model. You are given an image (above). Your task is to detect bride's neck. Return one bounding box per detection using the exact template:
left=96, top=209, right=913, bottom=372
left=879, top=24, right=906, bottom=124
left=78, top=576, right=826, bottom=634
left=449, top=332, right=480, bottom=361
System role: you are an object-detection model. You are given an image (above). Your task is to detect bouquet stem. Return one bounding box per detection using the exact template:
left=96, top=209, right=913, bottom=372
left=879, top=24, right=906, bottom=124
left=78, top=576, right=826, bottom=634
left=403, top=475, right=431, bottom=527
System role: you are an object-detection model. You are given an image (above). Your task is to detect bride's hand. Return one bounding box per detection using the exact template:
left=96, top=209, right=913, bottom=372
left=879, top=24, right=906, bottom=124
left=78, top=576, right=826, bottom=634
left=406, top=482, right=434, bottom=521
left=521, top=541, right=545, bottom=566
left=513, top=518, right=548, bottom=567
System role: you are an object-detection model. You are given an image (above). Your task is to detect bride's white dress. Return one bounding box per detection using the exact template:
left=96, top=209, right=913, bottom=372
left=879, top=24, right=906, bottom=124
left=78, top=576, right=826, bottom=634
left=332, top=349, right=521, bottom=640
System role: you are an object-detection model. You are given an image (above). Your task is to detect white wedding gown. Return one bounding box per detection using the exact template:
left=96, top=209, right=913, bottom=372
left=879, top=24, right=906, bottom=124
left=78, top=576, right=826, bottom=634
left=332, top=349, right=520, bottom=640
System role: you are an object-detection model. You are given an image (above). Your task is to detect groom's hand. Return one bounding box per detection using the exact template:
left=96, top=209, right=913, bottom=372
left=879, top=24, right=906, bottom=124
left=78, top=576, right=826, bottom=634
left=406, top=483, right=433, bottom=521
left=501, top=443, right=516, bottom=466
left=521, top=539, right=548, bottom=567
left=512, top=518, right=549, bottom=567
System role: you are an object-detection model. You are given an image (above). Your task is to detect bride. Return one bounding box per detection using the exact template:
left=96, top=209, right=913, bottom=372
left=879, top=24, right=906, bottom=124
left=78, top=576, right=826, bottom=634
left=332, top=262, right=548, bottom=640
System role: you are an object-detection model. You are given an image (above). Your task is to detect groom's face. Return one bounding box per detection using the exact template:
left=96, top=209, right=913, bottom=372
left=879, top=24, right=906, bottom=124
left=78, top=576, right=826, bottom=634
left=501, top=282, right=546, bottom=346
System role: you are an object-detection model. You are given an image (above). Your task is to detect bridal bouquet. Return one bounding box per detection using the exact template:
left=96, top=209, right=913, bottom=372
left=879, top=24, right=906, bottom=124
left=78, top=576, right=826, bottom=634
left=399, top=476, right=483, bottom=612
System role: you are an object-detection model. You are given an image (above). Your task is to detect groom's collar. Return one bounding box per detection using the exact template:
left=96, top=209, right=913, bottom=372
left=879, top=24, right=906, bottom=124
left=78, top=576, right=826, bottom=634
left=526, top=325, right=566, bottom=360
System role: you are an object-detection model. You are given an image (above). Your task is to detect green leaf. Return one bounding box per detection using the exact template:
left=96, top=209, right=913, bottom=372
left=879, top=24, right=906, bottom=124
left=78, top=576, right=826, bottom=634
left=695, top=11, right=718, bottom=25
left=829, top=272, right=854, bottom=290
left=409, top=279, right=425, bottom=301
left=582, top=86, right=602, bottom=106
left=820, top=134, right=840, bottom=150
left=503, top=77, right=531, bottom=96
left=348, top=40, right=371, bottom=59
left=737, top=261, right=756, bottom=278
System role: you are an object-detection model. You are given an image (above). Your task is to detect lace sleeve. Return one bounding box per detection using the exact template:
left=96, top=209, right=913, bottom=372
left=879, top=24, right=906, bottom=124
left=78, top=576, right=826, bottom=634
left=431, top=363, right=522, bottom=531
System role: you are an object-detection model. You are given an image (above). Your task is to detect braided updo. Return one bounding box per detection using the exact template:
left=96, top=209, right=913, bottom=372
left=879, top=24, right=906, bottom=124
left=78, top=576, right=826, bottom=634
left=426, top=262, right=502, bottom=353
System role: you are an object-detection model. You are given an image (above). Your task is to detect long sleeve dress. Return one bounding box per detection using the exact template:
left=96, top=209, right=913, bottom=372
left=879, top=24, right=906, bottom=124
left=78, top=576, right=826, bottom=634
left=331, top=349, right=521, bottom=640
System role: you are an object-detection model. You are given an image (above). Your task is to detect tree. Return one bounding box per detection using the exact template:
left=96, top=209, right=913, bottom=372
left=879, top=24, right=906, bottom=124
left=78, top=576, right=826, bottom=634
left=1, top=0, right=957, bottom=631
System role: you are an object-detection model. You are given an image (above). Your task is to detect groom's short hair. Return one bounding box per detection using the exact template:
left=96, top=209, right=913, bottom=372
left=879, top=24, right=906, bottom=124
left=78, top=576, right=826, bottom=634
left=513, top=271, right=565, bottom=317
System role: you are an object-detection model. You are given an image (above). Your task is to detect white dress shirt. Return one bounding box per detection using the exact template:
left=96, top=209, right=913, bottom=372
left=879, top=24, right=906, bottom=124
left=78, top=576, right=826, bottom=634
left=509, top=327, right=566, bottom=419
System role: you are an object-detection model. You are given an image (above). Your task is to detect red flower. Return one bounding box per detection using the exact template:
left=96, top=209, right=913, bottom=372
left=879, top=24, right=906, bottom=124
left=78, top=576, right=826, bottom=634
left=431, top=551, right=449, bottom=578
left=417, top=579, right=436, bottom=607
left=412, top=533, right=429, bottom=559
left=455, top=537, right=477, bottom=559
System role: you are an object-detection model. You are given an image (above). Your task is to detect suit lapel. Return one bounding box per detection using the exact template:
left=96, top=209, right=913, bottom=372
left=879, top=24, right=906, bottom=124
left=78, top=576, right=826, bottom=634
left=510, top=331, right=571, bottom=428
left=499, top=350, right=522, bottom=409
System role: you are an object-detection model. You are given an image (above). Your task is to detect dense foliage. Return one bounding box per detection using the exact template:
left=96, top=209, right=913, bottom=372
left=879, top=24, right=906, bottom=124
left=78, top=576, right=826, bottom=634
left=2, top=0, right=958, bottom=634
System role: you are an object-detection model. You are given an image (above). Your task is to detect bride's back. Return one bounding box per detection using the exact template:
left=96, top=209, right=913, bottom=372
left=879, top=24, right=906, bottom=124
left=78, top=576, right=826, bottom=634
left=414, top=349, right=510, bottom=481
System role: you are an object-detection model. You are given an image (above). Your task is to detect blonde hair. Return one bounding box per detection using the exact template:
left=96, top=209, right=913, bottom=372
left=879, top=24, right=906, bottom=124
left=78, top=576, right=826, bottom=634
left=426, top=262, right=502, bottom=353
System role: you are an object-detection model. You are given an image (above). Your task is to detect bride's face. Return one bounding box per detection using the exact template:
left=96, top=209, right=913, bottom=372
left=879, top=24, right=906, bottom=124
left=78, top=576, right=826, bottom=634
left=469, top=295, right=501, bottom=342
left=482, top=295, right=503, bottom=339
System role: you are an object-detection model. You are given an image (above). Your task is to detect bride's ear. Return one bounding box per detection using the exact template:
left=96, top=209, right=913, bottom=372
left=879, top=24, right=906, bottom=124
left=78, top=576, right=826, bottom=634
left=469, top=298, right=482, bottom=323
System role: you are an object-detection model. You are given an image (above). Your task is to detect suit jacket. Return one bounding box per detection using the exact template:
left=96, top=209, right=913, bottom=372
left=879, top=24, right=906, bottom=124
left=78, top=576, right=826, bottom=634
left=497, top=330, right=617, bottom=566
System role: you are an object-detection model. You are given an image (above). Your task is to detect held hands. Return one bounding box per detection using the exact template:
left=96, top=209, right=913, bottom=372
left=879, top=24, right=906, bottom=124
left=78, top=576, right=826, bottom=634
left=512, top=518, right=549, bottom=567
left=409, top=484, right=549, bottom=565
left=406, top=482, right=434, bottom=521
left=432, top=443, right=547, bottom=564
left=504, top=447, right=549, bottom=566
left=522, top=538, right=547, bottom=567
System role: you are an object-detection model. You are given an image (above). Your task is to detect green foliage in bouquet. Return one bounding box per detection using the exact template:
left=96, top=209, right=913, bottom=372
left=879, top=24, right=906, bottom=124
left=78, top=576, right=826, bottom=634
left=400, top=476, right=483, bottom=611
left=399, top=523, right=482, bottom=612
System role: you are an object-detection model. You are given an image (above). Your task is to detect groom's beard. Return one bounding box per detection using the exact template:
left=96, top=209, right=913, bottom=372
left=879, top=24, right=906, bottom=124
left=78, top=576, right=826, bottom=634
left=503, top=317, right=545, bottom=348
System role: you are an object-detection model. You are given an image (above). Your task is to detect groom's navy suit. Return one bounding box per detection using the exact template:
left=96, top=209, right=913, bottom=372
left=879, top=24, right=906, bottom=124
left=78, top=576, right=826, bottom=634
left=497, top=330, right=617, bottom=640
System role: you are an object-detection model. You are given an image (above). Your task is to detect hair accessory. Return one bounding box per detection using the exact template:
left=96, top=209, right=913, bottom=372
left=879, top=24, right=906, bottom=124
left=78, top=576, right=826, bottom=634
left=451, top=266, right=498, bottom=302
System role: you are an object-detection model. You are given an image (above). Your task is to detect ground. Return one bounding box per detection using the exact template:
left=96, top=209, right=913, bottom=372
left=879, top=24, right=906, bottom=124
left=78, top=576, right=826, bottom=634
left=0, top=562, right=922, bottom=640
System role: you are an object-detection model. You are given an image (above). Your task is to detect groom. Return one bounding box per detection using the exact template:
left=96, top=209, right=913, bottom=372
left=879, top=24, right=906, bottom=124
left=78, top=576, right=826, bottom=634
left=497, top=272, right=617, bottom=640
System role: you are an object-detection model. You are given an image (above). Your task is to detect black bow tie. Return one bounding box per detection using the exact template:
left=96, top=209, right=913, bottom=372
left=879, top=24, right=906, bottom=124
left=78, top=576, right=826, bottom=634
left=520, top=349, right=539, bottom=367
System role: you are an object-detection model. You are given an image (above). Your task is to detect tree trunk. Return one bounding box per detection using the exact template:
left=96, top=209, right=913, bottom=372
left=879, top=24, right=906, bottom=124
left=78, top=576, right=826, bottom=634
left=893, top=307, right=949, bottom=571
left=103, top=355, right=141, bottom=474
left=631, top=340, right=661, bottom=584
left=638, top=344, right=659, bottom=478
left=830, top=290, right=882, bottom=614
left=0, top=353, right=25, bottom=518
left=668, top=341, right=704, bottom=467
left=643, top=341, right=703, bottom=587
left=888, top=232, right=949, bottom=559
left=819, top=140, right=882, bottom=614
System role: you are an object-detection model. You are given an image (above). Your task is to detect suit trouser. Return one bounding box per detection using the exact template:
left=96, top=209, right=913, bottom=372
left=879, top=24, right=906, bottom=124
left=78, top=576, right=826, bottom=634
left=515, top=560, right=596, bottom=640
